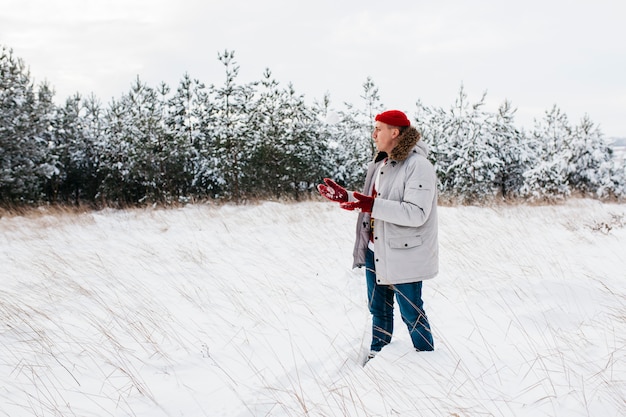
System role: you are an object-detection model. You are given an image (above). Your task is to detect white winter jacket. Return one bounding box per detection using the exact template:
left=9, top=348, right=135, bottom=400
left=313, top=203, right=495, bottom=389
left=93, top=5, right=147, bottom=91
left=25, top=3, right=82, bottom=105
left=351, top=127, right=439, bottom=284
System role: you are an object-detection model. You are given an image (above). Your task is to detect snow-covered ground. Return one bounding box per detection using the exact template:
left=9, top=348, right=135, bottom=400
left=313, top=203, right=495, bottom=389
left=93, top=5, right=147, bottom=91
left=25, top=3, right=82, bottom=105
left=1, top=199, right=625, bottom=417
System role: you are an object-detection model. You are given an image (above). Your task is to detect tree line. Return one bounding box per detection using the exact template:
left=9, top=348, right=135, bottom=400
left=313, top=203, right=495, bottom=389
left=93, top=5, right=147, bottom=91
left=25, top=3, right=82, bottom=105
left=1, top=45, right=624, bottom=207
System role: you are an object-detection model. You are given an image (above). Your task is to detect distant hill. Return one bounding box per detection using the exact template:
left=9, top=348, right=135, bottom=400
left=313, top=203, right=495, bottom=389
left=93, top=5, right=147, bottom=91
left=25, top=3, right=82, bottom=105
left=609, top=137, right=626, bottom=147
left=610, top=137, right=626, bottom=162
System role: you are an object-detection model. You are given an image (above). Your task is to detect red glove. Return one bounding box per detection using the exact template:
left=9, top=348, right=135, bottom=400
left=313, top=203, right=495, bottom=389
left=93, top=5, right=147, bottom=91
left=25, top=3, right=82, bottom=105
left=340, top=192, right=374, bottom=213
left=317, top=178, right=348, bottom=202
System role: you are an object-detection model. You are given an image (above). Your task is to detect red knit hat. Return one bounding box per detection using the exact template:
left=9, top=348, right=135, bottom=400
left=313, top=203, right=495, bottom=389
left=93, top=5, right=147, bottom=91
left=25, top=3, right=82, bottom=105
left=375, top=110, right=410, bottom=127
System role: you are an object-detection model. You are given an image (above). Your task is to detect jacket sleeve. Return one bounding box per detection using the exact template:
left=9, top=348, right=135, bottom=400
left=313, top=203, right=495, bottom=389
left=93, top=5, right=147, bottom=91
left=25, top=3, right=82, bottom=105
left=370, top=157, right=437, bottom=227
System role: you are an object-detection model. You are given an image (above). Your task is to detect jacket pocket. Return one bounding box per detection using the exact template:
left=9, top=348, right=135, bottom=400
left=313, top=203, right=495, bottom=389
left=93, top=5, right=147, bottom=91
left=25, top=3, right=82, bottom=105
left=388, top=235, right=423, bottom=249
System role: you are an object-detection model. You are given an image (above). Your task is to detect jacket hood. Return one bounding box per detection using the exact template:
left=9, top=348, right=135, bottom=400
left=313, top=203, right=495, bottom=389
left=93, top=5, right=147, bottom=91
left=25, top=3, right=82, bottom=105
left=374, top=125, right=423, bottom=162
left=413, top=137, right=429, bottom=159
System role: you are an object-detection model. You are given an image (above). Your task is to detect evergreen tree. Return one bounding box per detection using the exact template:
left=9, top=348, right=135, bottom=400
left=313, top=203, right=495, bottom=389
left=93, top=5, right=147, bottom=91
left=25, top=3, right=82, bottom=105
left=2, top=44, right=625, bottom=206
left=81, top=94, right=105, bottom=203
left=244, top=68, right=286, bottom=197
left=245, top=69, right=327, bottom=199
left=33, top=81, right=60, bottom=189
left=311, top=92, right=341, bottom=185
left=489, top=101, right=531, bottom=199
left=210, top=50, right=257, bottom=200
left=612, top=161, right=626, bottom=199
left=436, top=86, right=501, bottom=202
left=46, top=93, right=84, bottom=203
left=329, top=77, right=383, bottom=190
left=166, top=73, right=216, bottom=199
left=0, top=46, right=52, bottom=203
left=521, top=105, right=571, bottom=201
left=152, top=82, right=180, bottom=201
left=414, top=99, right=447, bottom=169
left=567, top=115, right=614, bottom=197
left=279, top=83, right=327, bottom=199
left=99, top=77, right=168, bottom=204
left=41, top=92, right=101, bottom=205
left=359, top=76, right=383, bottom=158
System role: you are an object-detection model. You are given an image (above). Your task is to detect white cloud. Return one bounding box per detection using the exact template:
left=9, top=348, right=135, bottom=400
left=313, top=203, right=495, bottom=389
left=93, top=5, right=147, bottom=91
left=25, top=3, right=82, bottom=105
left=1, top=0, right=625, bottom=136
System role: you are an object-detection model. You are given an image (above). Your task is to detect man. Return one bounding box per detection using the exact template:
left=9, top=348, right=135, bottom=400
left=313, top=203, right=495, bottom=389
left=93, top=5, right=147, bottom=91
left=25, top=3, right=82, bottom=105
left=318, top=109, right=438, bottom=362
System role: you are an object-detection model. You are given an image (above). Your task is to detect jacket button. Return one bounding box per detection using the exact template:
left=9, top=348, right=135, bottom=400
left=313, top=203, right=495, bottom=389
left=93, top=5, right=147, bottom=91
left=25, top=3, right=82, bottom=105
left=375, top=258, right=379, bottom=262
left=404, top=243, right=408, bottom=247
left=374, top=236, right=378, bottom=240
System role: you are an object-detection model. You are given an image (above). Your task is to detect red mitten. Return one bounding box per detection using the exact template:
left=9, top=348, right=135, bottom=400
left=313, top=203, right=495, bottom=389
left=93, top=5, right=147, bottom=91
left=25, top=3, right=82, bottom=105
left=340, top=192, right=374, bottom=213
left=317, top=178, right=348, bottom=202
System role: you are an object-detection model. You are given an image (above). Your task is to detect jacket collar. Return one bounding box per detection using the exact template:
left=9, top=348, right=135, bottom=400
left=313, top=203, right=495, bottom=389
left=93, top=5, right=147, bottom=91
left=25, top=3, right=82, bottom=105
left=374, top=126, right=421, bottom=162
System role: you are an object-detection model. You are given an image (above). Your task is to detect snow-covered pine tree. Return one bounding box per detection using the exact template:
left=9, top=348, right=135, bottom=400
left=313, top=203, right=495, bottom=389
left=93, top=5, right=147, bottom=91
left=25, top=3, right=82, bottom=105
left=278, top=83, right=327, bottom=199
left=328, top=77, right=383, bottom=190
left=0, top=46, right=52, bottom=203
left=311, top=92, right=341, bottom=185
left=612, top=159, right=626, bottom=199
left=242, top=68, right=325, bottom=199
left=210, top=50, right=257, bottom=201
left=166, top=73, right=216, bottom=200
left=46, top=93, right=97, bottom=204
left=153, top=81, right=194, bottom=203
left=521, top=105, right=572, bottom=201
left=244, top=68, right=285, bottom=197
left=436, top=86, right=502, bottom=202
left=82, top=94, right=106, bottom=204
left=98, top=95, right=131, bottom=203
left=360, top=76, right=383, bottom=158
left=567, top=115, right=615, bottom=197
left=414, top=99, right=446, bottom=173
left=99, top=77, right=168, bottom=204
left=489, top=100, right=531, bottom=199
left=32, top=81, right=60, bottom=195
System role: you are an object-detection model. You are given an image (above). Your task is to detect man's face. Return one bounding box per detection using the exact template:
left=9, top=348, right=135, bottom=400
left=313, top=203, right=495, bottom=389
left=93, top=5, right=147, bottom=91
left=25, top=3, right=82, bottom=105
left=372, top=121, right=399, bottom=154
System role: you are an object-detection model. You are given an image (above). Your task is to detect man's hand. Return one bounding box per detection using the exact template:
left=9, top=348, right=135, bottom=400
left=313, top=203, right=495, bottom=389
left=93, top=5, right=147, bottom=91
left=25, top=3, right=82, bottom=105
left=317, top=178, right=348, bottom=202
left=340, top=192, right=374, bottom=213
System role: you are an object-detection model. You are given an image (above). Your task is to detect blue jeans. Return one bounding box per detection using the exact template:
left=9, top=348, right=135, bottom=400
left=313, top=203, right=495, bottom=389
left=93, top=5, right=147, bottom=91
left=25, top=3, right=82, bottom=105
left=365, top=248, right=434, bottom=352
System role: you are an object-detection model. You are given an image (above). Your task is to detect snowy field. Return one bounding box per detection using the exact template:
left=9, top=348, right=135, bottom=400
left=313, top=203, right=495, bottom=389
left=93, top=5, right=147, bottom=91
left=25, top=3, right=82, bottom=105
left=1, top=199, right=625, bottom=417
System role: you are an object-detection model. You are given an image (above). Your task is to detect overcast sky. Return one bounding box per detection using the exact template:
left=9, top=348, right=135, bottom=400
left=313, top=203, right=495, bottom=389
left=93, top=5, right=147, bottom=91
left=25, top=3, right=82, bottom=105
left=2, top=0, right=625, bottom=137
